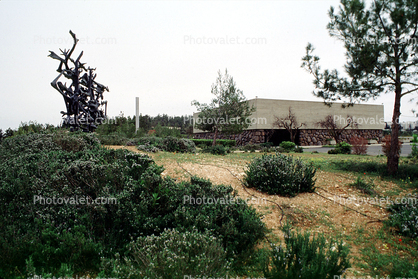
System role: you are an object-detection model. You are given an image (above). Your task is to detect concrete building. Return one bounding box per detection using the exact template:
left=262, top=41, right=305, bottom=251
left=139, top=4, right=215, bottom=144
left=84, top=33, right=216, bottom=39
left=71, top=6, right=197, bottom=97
left=193, top=98, right=384, bottom=146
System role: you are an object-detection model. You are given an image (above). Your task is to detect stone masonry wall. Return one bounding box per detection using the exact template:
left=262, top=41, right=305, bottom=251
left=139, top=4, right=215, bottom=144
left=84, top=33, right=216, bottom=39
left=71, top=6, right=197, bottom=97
left=193, top=129, right=273, bottom=146
left=299, top=129, right=383, bottom=146
left=194, top=129, right=383, bottom=146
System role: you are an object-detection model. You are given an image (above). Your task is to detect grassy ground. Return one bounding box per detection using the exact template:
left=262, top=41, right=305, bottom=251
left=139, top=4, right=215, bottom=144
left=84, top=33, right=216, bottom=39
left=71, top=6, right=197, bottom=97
left=107, top=146, right=418, bottom=277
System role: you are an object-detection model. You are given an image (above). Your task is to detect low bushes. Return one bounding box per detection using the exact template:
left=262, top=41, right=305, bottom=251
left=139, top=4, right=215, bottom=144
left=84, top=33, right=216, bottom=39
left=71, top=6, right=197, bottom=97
left=388, top=193, right=418, bottom=238
left=350, top=136, right=368, bottom=155
left=244, top=153, right=316, bottom=197
left=162, top=136, right=196, bottom=153
left=409, top=134, right=418, bottom=161
left=129, top=228, right=229, bottom=278
left=349, top=176, right=376, bottom=195
left=0, top=133, right=265, bottom=278
left=136, top=136, right=196, bottom=153
left=96, top=133, right=131, bottom=145
left=279, top=141, right=296, bottom=151
left=202, top=145, right=228, bottom=155
left=263, top=224, right=351, bottom=279
left=328, top=142, right=352, bottom=154
left=191, top=139, right=236, bottom=148
left=332, top=159, right=418, bottom=181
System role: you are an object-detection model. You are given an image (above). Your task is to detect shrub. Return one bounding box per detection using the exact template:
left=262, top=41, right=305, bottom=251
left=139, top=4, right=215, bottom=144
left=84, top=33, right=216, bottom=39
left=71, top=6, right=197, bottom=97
left=154, top=124, right=181, bottom=138
left=96, top=133, right=130, bottom=145
left=328, top=141, right=352, bottom=154
left=162, top=136, right=196, bottom=153
left=332, top=159, right=418, bottom=181
left=137, top=144, right=160, bottom=153
left=409, top=134, right=418, bottom=160
left=244, top=153, right=316, bottom=197
left=242, top=144, right=260, bottom=152
left=294, top=146, right=303, bottom=153
left=263, top=224, right=351, bottom=279
left=136, top=136, right=196, bottom=153
left=191, top=139, right=236, bottom=148
left=388, top=193, right=418, bottom=238
left=349, top=176, right=376, bottom=195
left=137, top=136, right=164, bottom=147
left=350, top=136, right=368, bottom=155
left=279, top=141, right=296, bottom=151
left=129, top=228, right=229, bottom=278
left=260, top=142, right=274, bottom=148
left=0, top=133, right=265, bottom=277
left=202, top=145, right=227, bottom=155
left=382, top=134, right=402, bottom=157
left=389, top=258, right=418, bottom=278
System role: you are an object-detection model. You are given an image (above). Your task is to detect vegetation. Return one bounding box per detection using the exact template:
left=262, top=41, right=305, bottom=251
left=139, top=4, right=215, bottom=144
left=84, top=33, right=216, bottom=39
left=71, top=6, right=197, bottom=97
left=99, top=227, right=229, bottom=278
left=135, top=136, right=196, bottom=153
left=315, top=115, right=358, bottom=144
left=382, top=134, right=403, bottom=158
left=388, top=193, right=418, bottom=239
left=0, top=132, right=265, bottom=278
left=192, top=69, right=255, bottom=146
left=328, top=141, right=352, bottom=154
left=202, top=145, right=228, bottom=155
left=95, top=114, right=193, bottom=139
left=409, top=133, right=418, bottom=161
left=279, top=141, right=296, bottom=151
left=244, top=153, right=316, bottom=196
left=302, top=0, right=418, bottom=175
left=262, top=224, right=351, bottom=279
left=273, top=107, right=305, bottom=143
left=349, top=176, right=376, bottom=195
left=191, top=138, right=236, bottom=148
left=350, top=136, right=368, bottom=155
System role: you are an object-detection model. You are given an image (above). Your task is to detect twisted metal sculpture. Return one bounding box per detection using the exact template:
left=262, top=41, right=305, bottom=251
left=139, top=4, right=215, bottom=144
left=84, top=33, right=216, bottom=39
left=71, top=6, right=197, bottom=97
left=49, top=30, right=109, bottom=132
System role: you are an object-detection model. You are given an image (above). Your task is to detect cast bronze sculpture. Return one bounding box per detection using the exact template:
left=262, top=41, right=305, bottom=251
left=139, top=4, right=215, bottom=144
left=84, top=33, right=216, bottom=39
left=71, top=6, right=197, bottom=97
left=49, top=30, right=109, bottom=132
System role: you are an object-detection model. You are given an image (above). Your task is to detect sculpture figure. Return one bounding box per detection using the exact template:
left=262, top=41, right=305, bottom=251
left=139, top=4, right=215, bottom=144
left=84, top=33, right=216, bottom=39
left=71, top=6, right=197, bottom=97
left=49, top=30, right=109, bottom=132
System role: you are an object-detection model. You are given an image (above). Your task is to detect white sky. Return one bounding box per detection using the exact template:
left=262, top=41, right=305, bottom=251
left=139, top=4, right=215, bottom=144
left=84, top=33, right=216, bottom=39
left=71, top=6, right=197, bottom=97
left=0, top=0, right=417, bottom=131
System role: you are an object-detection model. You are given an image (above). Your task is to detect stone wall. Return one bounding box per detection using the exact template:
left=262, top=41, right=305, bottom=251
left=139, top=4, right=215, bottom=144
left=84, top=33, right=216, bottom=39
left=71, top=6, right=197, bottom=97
left=193, top=129, right=273, bottom=146
left=194, top=129, right=383, bottom=146
left=299, top=129, right=383, bottom=146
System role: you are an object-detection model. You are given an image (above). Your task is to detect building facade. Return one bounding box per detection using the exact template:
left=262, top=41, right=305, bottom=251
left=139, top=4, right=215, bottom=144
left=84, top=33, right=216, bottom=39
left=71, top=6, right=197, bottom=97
left=193, top=98, right=384, bottom=146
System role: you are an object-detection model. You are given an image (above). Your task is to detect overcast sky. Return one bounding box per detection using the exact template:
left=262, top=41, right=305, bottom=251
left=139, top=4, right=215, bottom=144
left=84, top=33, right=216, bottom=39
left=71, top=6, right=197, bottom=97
left=0, top=0, right=417, bottom=131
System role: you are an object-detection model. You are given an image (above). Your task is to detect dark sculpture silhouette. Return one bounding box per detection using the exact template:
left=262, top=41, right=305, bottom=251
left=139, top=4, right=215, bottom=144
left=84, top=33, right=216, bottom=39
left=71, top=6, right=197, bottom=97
left=49, top=30, right=109, bottom=132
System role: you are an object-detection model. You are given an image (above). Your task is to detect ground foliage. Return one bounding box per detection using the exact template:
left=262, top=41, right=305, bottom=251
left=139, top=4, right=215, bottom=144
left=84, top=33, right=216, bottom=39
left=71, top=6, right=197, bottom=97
left=244, top=153, right=316, bottom=196
left=0, top=132, right=265, bottom=278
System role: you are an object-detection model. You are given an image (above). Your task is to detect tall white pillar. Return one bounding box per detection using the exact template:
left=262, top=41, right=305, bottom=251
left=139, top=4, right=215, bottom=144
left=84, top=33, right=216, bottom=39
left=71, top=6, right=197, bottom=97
left=135, top=97, right=139, bottom=133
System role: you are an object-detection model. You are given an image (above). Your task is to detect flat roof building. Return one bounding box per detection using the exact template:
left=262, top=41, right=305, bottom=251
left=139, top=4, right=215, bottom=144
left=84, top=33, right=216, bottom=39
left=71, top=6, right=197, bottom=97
left=193, top=98, right=384, bottom=146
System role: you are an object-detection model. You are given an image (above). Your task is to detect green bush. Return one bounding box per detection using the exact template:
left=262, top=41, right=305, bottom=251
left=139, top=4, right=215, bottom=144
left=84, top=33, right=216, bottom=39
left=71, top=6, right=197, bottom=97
left=244, top=153, right=316, bottom=197
left=137, top=144, right=160, bottom=153
left=129, top=227, right=229, bottom=278
left=409, top=134, right=418, bottom=160
left=242, top=144, right=260, bottom=152
left=202, top=145, right=227, bottom=155
left=263, top=224, right=351, bottom=279
left=96, top=133, right=130, bottom=145
left=279, top=141, right=296, bottom=151
left=0, top=133, right=264, bottom=277
left=328, top=141, right=352, bottom=154
left=136, top=136, right=196, bottom=153
left=388, top=193, right=418, bottom=238
left=332, top=160, right=418, bottom=181
left=349, top=176, right=376, bottom=195
left=294, top=146, right=303, bottom=153
left=162, top=136, right=196, bottom=153
left=191, top=139, right=236, bottom=147
left=154, top=124, right=182, bottom=138
left=389, top=258, right=418, bottom=278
